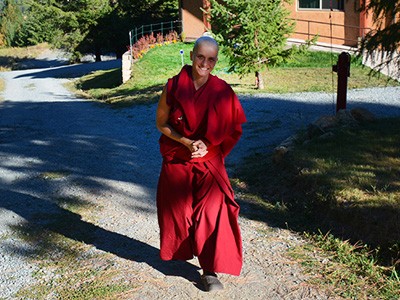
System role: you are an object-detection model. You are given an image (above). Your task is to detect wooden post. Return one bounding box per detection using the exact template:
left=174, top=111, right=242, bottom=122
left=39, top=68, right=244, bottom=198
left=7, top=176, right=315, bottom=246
left=332, top=52, right=351, bottom=112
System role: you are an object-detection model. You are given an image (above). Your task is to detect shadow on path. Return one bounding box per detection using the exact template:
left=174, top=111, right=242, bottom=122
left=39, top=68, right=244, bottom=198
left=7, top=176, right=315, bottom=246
left=11, top=57, right=69, bottom=70
left=14, top=59, right=121, bottom=79
left=1, top=189, right=201, bottom=285
left=1, top=65, right=400, bottom=289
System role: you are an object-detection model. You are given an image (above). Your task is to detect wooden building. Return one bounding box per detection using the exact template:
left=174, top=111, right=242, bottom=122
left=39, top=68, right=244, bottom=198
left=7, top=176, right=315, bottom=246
left=179, top=0, right=382, bottom=47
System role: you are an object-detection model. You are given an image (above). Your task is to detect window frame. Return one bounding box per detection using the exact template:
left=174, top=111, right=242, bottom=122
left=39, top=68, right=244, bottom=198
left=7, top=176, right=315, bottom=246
left=298, top=0, right=344, bottom=11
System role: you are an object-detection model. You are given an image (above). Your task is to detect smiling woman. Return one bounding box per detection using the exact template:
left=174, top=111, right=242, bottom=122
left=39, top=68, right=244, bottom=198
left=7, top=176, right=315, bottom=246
left=155, top=36, right=246, bottom=292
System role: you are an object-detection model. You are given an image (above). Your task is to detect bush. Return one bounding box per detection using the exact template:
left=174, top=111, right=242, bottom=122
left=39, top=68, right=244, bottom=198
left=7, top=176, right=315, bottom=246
left=129, top=31, right=179, bottom=59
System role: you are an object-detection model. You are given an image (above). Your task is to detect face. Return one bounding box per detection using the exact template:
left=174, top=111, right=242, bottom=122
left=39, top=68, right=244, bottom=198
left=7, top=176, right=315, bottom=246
left=190, top=42, right=218, bottom=79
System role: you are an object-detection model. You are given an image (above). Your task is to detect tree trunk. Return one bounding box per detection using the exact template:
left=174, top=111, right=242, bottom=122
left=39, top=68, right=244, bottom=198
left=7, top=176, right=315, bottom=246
left=95, top=47, right=102, bottom=62
left=255, top=71, right=265, bottom=89
left=95, top=53, right=102, bottom=62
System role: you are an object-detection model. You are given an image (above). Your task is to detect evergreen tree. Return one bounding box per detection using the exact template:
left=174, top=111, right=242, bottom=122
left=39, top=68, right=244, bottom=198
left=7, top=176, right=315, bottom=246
left=51, top=0, right=114, bottom=62
left=13, top=0, right=60, bottom=46
left=0, top=0, right=24, bottom=46
left=208, top=0, right=294, bottom=89
left=359, top=0, right=399, bottom=77
left=0, top=0, right=178, bottom=61
left=31, top=0, right=178, bottom=61
left=101, top=0, right=179, bottom=59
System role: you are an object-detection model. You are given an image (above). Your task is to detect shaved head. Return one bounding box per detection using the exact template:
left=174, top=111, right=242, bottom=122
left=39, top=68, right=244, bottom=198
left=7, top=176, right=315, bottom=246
left=190, top=35, right=219, bottom=80
left=193, top=36, right=219, bottom=55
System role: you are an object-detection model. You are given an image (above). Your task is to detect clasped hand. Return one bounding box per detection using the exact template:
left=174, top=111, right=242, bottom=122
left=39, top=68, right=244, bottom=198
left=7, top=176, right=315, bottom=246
left=190, top=140, right=208, bottom=158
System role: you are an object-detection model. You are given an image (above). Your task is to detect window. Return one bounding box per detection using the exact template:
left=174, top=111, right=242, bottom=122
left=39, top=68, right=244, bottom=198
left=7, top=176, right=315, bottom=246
left=298, top=0, right=344, bottom=10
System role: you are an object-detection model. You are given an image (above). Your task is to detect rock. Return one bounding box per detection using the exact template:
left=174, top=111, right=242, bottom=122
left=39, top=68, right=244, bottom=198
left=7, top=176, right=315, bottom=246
left=279, top=135, right=298, bottom=148
left=272, top=134, right=302, bottom=163
left=350, top=107, right=376, bottom=122
left=273, top=146, right=289, bottom=163
left=313, top=115, right=338, bottom=131
left=318, top=132, right=335, bottom=139
left=307, top=123, right=325, bottom=139
left=274, top=107, right=374, bottom=164
left=336, top=109, right=357, bottom=126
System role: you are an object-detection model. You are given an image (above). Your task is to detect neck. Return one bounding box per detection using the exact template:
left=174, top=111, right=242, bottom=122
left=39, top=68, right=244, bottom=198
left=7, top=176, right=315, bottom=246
left=192, top=72, right=209, bottom=91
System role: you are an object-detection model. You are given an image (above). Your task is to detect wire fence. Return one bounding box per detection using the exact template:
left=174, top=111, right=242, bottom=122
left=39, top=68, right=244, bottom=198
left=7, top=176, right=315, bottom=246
left=129, top=20, right=182, bottom=52
left=291, top=18, right=370, bottom=47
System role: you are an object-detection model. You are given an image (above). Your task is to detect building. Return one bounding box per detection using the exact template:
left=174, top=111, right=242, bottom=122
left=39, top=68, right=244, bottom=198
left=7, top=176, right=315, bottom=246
left=179, top=0, right=378, bottom=47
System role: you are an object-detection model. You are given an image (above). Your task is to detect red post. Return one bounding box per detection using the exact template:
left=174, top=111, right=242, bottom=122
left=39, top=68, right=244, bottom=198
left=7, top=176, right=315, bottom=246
left=332, top=52, right=351, bottom=112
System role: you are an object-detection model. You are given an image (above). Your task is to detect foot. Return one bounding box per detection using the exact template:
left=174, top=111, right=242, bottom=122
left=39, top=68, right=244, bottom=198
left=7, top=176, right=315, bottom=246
left=201, top=272, right=224, bottom=292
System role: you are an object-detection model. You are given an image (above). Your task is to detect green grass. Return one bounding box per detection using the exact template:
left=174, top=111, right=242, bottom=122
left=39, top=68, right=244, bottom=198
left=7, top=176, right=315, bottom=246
left=290, top=232, right=399, bottom=299
left=233, top=117, right=400, bottom=299
left=275, top=49, right=359, bottom=68
left=73, top=43, right=196, bottom=106
left=38, top=170, right=71, bottom=180
left=73, top=42, right=398, bottom=106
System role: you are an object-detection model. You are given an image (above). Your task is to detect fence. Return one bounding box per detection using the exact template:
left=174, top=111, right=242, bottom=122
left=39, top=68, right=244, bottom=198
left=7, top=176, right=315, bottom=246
left=291, top=18, right=370, bottom=47
left=129, top=20, right=182, bottom=52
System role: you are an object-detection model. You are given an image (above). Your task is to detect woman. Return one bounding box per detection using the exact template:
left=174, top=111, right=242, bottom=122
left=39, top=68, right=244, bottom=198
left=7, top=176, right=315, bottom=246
left=155, top=36, right=246, bottom=291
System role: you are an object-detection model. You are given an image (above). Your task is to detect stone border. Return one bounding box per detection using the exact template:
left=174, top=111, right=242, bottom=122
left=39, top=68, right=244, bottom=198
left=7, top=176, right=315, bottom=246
left=273, top=107, right=376, bottom=163
left=122, top=51, right=133, bottom=83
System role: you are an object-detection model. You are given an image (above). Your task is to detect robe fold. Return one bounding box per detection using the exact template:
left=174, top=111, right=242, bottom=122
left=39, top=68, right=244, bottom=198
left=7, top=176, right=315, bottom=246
left=157, top=65, right=246, bottom=276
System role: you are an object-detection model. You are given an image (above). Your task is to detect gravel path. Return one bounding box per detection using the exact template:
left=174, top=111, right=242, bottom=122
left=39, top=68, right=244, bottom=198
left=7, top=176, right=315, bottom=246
left=0, top=59, right=399, bottom=299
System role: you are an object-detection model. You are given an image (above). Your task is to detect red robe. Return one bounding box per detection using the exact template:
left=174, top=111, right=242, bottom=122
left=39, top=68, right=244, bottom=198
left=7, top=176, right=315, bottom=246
left=157, top=65, right=246, bottom=276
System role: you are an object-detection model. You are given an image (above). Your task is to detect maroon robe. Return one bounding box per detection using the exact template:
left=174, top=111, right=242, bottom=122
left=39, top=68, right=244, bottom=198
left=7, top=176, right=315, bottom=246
left=157, top=65, right=246, bottom=276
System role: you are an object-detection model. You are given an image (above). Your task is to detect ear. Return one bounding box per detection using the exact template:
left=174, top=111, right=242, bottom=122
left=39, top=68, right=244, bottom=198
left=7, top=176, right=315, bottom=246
left=190, top=51, right=193, bottom=61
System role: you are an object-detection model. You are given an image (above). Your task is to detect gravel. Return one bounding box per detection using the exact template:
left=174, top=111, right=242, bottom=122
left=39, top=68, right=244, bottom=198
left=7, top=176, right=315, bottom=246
left=0, top=59, right=399, bottom=299
left=227, top=86, right=400, bottom=167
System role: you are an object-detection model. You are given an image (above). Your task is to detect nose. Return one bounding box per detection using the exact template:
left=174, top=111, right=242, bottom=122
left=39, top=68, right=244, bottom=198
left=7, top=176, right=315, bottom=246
left=200, top=58, right=207, bottom=67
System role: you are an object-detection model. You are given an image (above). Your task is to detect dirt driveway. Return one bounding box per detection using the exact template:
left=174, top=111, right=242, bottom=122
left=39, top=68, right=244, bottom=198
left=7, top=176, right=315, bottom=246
left=1, top=58, right=399, bottom=299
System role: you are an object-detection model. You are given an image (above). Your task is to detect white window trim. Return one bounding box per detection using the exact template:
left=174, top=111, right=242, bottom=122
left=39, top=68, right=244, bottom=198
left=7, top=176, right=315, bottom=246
left=297, top=0, right=344, bottom=11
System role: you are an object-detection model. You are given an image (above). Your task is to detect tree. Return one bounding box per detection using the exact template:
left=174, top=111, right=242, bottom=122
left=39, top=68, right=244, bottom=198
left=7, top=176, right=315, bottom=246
left=64, top=0, right=178, bottom=61
left=0, top=0, right=24, bottom=46
left=102, top=0, right=178, bottom=59
left=13, top=1, right=62, bottom=47
left=359, top=0, right=399, bottom=78
left=0, top=0, right=178, bottom=61
left=207, top=0, right=294, bottom=89
left=51, top=0, right=114, bottom=62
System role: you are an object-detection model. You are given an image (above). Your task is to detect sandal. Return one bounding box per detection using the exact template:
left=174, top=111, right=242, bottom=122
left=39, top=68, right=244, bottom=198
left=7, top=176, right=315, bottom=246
left=201, top=273, right=224, bottom=291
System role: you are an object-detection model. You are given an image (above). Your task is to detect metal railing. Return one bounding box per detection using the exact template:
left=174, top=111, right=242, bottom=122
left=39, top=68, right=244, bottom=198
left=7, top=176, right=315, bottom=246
left=291, top=18, right=371, bottom=46
left=129, top=20, right=182, bottom=51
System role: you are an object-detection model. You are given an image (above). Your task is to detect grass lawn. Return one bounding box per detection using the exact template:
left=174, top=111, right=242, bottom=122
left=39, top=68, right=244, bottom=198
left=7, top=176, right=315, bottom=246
left=73, top=42, right=399, bottom=106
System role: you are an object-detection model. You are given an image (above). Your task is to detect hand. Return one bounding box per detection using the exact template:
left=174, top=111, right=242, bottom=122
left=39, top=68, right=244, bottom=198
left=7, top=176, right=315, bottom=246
left=190, top=140, right=208, bottom=158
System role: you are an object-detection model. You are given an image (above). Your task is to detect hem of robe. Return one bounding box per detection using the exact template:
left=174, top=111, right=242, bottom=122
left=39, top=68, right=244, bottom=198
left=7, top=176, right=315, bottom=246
left=159, top=257, right=241, bottom=276
left=157, top=154, right=242, bottom=276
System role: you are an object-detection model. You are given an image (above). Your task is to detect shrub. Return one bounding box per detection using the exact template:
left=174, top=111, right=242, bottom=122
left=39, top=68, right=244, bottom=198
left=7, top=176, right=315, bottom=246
left=129, top=31, right=179, bottom=59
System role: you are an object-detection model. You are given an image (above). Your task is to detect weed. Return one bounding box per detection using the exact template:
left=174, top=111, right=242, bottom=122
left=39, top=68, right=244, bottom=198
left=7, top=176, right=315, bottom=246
left=38, top=170, right=71, bottom=180
left=290, top=231, right=400, bottom=299
left=235, top=117, right=400, bottom=299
